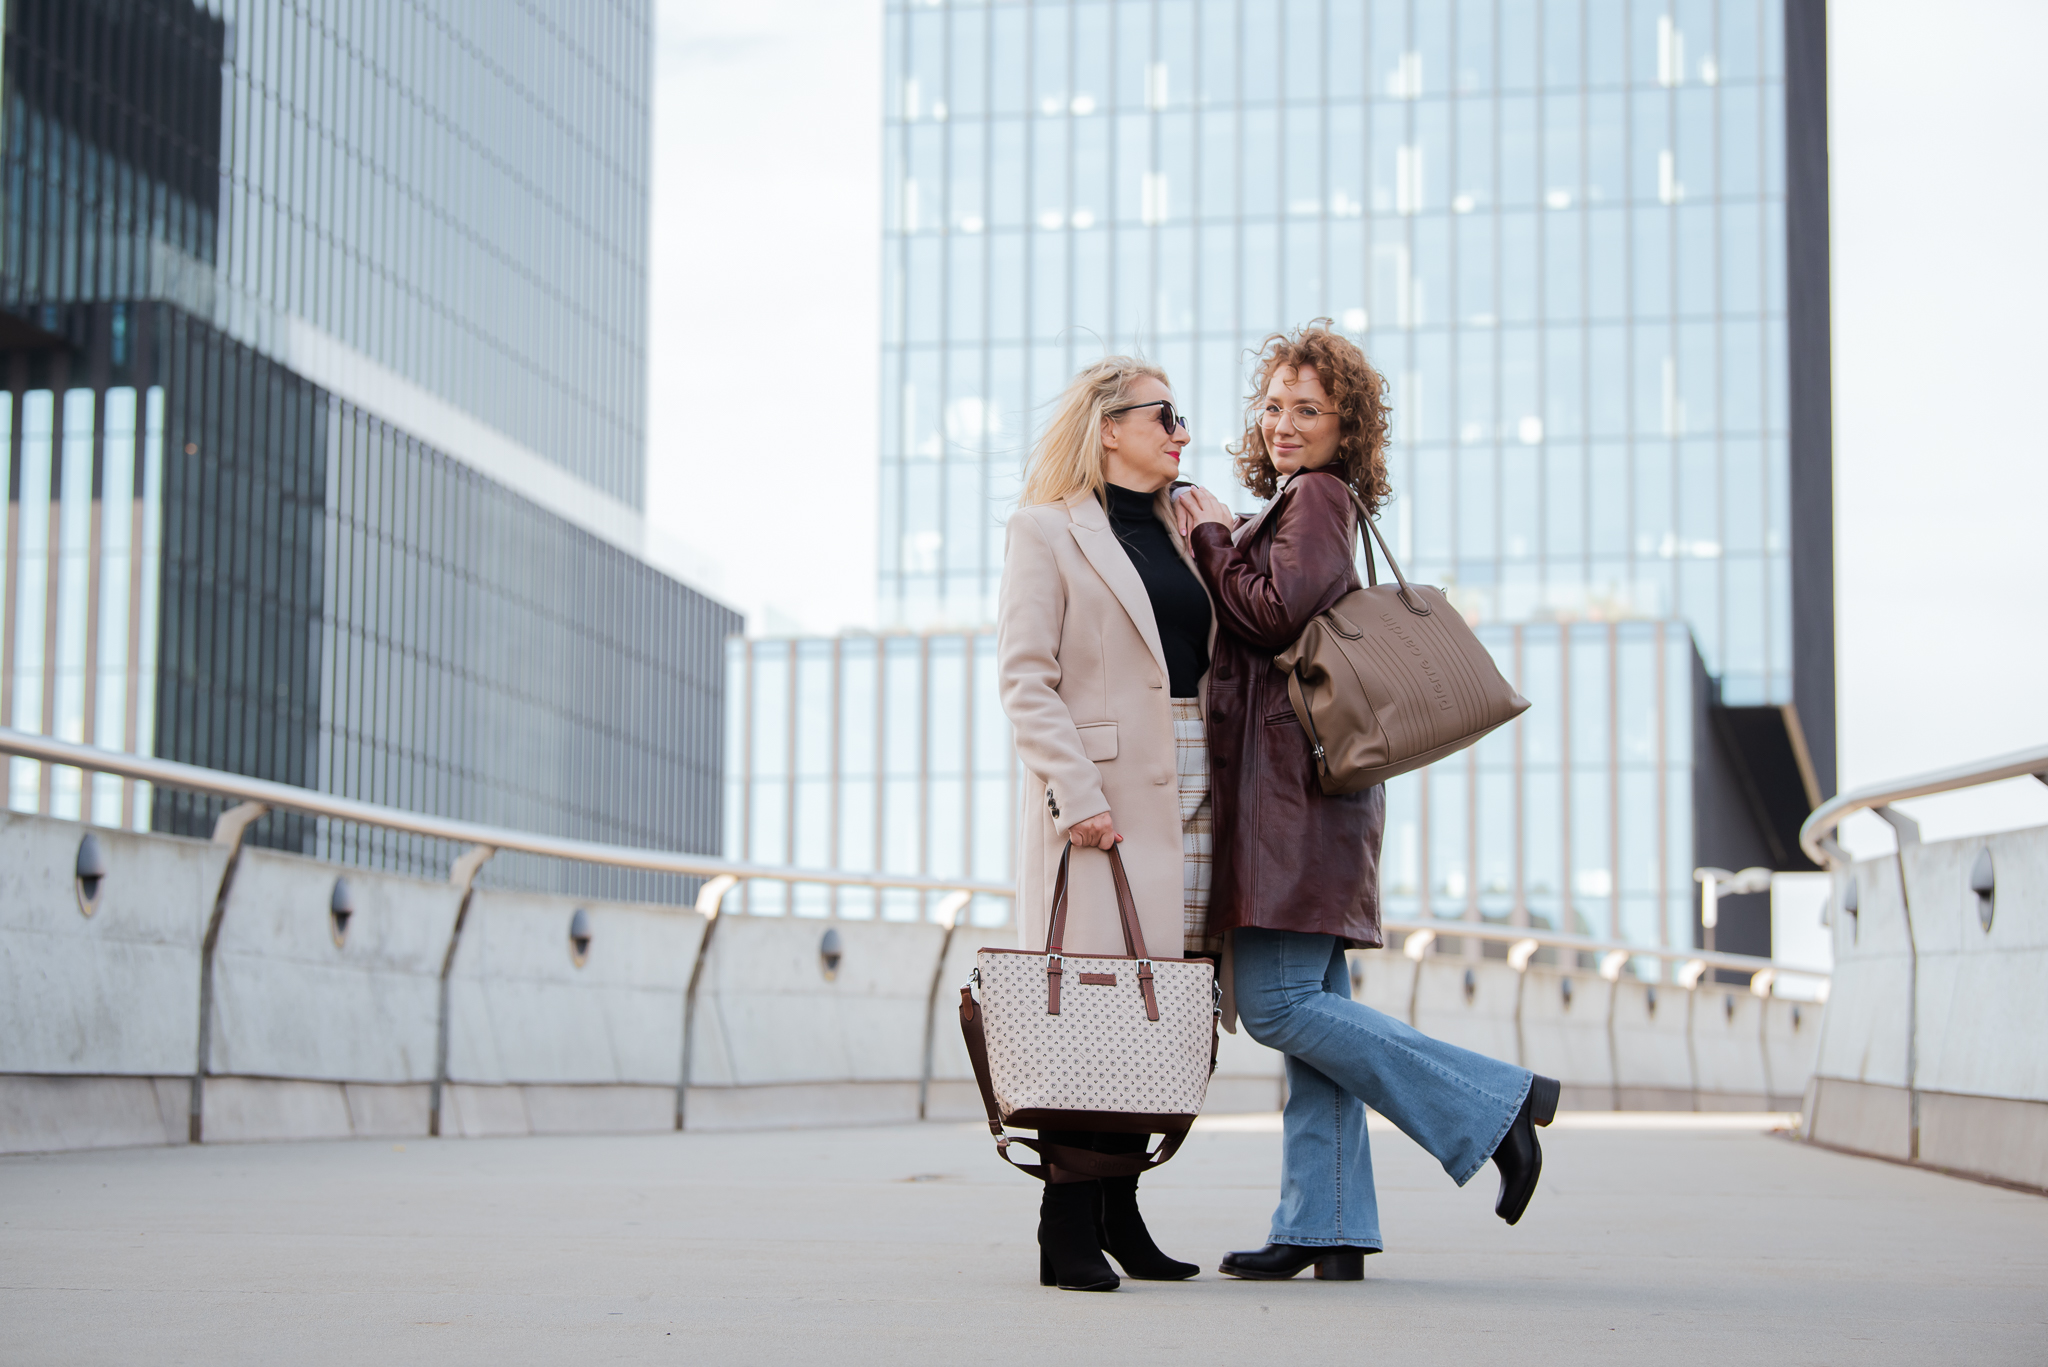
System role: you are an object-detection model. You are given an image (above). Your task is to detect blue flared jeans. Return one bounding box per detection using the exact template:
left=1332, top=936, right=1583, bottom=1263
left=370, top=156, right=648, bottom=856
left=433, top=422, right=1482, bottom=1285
left=1232, top=928, right=1534, bottom=1250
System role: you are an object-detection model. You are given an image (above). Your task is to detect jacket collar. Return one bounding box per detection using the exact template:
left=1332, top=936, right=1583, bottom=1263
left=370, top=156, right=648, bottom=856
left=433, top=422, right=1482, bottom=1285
left=1232, top=475, right=1296, bottom=547
left=1064, top=489, right=1170, bottom=683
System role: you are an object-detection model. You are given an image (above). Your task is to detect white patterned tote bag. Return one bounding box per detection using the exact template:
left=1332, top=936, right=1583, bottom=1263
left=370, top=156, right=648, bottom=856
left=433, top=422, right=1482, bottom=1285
left=959, top=843, right=1218, bottom=1180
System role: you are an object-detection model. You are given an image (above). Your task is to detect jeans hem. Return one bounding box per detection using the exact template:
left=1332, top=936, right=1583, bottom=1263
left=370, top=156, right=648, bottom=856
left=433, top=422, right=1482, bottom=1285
left=1449, top=1070, right=1536, bottom=1187
left=1267, top=1232, right=1384, bottom=1251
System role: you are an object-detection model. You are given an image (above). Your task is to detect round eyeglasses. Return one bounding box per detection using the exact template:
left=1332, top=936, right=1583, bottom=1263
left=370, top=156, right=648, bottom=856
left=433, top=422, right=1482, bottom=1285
left=1107, top=399, right=1189, bottom=436
left=1260, top=402, right=1330, bottom=431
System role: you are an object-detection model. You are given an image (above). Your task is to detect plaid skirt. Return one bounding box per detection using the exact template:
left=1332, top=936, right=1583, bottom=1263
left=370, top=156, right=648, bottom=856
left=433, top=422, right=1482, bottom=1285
left=1174, top=698, right=1213, bottom=954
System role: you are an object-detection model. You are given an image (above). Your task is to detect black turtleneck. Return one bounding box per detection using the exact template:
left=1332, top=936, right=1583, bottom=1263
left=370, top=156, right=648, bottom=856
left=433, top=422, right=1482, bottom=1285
left=1104, top=481, right=1212, bottom=696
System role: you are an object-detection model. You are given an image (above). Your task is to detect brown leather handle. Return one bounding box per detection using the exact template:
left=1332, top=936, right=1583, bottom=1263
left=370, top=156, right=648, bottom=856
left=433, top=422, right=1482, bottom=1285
left=1044, top=841, right=1150, bottom=961
left=1343, top=487, right=1428, bottom=616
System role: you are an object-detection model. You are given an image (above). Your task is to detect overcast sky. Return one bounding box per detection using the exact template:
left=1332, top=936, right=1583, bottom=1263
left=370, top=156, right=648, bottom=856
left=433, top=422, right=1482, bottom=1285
left=644, top=0, right=2048, bottom=855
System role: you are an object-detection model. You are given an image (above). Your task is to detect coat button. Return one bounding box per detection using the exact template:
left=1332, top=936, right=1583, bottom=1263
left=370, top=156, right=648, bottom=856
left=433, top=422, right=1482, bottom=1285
left=1215, top=756, right=1228, bottom=769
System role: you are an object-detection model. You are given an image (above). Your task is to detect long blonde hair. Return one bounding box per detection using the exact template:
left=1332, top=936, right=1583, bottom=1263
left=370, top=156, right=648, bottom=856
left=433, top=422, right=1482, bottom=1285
left=1021, top=357, right=1170, bottom=507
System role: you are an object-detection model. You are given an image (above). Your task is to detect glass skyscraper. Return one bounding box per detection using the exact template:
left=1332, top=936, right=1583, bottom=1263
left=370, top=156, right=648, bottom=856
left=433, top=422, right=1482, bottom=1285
left=735, top=0, right=1835, bottom=964
left=1, top=0, right=737, bottom=899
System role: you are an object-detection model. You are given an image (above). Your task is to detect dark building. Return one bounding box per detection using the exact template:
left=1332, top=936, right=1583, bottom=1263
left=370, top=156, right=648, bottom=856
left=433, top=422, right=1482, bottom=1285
left=0, top=0, right=737, bottom=899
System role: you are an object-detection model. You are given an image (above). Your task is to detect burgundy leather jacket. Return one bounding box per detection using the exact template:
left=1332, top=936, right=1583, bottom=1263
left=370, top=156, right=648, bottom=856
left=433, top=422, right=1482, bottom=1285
left=1188, top=469, right=1387, bottom=949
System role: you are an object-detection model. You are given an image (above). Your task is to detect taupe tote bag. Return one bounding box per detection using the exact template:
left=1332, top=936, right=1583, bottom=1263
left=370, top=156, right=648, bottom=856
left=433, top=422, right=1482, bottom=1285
left=958, top=843, right=1217, bottom=1180
left=1273, top=486, right=1531, bottom=795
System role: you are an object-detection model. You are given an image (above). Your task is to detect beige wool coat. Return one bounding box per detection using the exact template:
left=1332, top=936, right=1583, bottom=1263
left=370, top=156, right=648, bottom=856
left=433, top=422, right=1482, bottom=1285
left=997, top=488, right=1216, bottom=961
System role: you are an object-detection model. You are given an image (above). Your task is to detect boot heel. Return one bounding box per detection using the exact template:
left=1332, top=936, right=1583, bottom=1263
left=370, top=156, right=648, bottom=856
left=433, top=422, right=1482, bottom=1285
left=1528, top=1074, right=1561, bottom=1127
left=1313, top=1252, right=1365, bottom=1281
left=1040, top=1249, right=1055, bottom=1287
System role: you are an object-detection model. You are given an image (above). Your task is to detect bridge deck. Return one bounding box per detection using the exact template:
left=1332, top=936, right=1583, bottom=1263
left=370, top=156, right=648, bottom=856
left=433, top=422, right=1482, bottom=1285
left=4, top=1114, right=2043, bottom=1364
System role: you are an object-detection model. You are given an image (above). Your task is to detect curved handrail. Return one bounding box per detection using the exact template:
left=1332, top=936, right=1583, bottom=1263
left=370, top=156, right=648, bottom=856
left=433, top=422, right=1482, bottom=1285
left=1376, top=917, right=1825, bottom=983
left=0, top=727, right=1013, bottom=899
left=1799, top=742, right=2048, bottom=868
left=0, top=724, right=1824, bottom=982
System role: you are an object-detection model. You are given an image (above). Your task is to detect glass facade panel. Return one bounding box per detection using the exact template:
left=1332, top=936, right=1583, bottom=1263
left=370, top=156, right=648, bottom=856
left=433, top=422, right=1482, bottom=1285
left=2, top=0, right=646, bottom=504
left=2, top=2, right=736, bottom=900
left=725, top=631, right=1014, bottom=929
left=739, top=1, right=1826, bottom=961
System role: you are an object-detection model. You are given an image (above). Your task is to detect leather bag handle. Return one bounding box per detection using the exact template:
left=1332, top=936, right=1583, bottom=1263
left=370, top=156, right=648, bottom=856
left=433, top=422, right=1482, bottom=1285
left=1044, top=841, right=1150, bottom=960
left=1261, top=476, right=1428, bottom=616
left=1043, top=842, right=1158, bottom=1021
left=1342, top=486, right=1429, bottom=616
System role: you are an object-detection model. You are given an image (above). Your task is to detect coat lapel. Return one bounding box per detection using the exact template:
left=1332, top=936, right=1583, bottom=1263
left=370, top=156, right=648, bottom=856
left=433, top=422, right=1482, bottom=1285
left=1066, top=492, right=1171, bottom=684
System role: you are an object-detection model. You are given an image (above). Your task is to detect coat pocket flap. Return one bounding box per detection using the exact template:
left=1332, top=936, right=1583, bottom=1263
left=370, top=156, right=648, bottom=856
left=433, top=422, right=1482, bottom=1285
left=1076, top=722, right=1119, bottom=760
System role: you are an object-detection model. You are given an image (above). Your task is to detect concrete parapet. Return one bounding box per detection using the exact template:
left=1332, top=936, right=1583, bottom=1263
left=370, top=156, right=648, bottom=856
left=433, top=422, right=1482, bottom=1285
left=447, top=891, right=704, bottom=1087
left=1812, top=858, right=1913, bottom=1090
left=1905, top=828, right=2048, bottom=1104
left=443, top=1083, right=676, bottom=1137
left=1803, top=822, right=2048, bottom=1190
left=0, top=812, right=224, bottom=1077
left=0, top=811, right=1841, bottom=1154
left=1409, top=956, right=1520, bottom=1064
left=1914, top=1088, right=2048, bottom=1191
left=1348, top=948, right=1413, bottom=1019
left=195, top=1077, right=429, bottom=1143
left=209, top=850, right=459, bottom=1083
left=1516, top=965, right=1614, bottom=1108
left=1610, top=979, right=1694, bottom=1111
left=1690, top=986, right=1769, bottom=1110
left=687, top=917, right=944, bottom=1099
left=1762, top=996, right=1820, bottom=1109
left=0, top=1074, right=189, bottom=1154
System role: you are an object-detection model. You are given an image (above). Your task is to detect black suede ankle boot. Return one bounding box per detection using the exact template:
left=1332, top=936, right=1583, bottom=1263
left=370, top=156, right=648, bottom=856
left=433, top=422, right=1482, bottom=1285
left=1097, top=1174, right=1199, bottom=1280
left=1038, top=1180, right=1119, bottom=1291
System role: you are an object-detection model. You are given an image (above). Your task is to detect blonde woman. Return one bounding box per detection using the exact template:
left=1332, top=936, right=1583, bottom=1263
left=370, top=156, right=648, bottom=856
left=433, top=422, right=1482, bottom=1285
left=996, top=358, right=1215, bottom=1292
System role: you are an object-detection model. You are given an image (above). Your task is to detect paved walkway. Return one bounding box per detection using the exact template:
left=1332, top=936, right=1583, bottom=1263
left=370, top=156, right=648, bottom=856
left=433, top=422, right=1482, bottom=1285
left=3, top=1113, right=2044, bottom=1365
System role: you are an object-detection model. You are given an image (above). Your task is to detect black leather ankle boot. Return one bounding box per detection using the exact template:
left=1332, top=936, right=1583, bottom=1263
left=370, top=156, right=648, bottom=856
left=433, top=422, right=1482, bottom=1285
left=1039, top=1180, right=1119, bottom=1291
left=1492, top=1073, right=1561, bottom=1226
left=1097, top=1174, right=1199, bottom=1280
left=1218, top=1243, right=1373, bottom=1281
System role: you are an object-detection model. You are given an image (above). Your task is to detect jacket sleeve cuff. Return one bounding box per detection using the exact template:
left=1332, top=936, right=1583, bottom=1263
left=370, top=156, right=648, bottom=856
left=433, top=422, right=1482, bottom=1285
left=1050, top=788, right=1110, bottom=838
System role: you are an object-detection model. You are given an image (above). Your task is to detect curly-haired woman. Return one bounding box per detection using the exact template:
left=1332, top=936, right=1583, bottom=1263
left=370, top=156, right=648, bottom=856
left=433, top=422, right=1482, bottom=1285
left=1175, top=322, right=1560, bottom=1280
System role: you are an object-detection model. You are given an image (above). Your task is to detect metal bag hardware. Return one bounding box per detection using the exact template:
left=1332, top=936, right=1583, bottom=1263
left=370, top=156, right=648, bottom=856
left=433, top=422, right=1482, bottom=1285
left=1273, top=485, right=1531, bottom=794
left=959, top=842, right=1217, bottom=1181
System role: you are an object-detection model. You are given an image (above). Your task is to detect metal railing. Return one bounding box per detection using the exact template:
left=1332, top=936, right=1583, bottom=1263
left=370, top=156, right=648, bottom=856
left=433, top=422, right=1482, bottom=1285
left=1371, top=917, right=1826, bottom=997
left=0, top=727, right=1828, bottom=1137
left=0, top=727, right=1010, bottom=898
left=1799, top=742, right=2048, bottom=868
left=0, top=727, right=1010, bottom=1138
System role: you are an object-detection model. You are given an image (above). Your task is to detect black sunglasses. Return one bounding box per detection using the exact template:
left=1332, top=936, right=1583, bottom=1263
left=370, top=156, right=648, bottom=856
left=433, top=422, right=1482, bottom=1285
left=1106, top=399, right=1189, bottom=435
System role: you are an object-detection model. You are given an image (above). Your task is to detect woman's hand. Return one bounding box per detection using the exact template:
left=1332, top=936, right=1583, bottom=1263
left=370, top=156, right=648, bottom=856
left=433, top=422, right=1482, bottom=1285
left=1067, top=811, right=1122, bottom=850
left=1173, top=485, right=1235, bottom=538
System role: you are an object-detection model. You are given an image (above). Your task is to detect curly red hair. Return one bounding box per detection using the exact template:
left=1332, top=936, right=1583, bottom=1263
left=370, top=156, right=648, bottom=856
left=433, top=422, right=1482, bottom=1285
left=1229, top=321, right=1392, bottom=516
